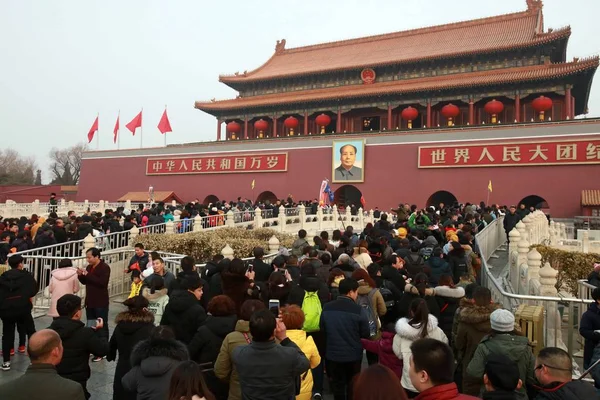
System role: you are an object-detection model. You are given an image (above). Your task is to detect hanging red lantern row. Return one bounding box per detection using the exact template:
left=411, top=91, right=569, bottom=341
left=254, top=119, right=268, bottom=138
left=284, top=116, right=299, bottom=136
left=226, top=121, right=241, bottom=140
left=315, top=113, right=331, bottom=134
left=441, top=103, right=460, bottom=126
left=484, top=99, right=504, bottom=124
left=401, top=106, right=419, bottom=129
left=532, top=96, right=553, bottom=121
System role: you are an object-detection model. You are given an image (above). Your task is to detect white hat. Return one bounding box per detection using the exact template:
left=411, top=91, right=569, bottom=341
left=490, top=309, right=515, bottom=332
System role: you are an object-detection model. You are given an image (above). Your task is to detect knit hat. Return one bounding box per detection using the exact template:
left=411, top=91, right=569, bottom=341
left=490, top=309, right=515, bottom=332
left=397, top=227, right=408, bottom=239
left=484, top=353, right=520, bottom=391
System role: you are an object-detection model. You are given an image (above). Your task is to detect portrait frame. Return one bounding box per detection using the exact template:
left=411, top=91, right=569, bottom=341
left=332, top=139, right=365, bottom=183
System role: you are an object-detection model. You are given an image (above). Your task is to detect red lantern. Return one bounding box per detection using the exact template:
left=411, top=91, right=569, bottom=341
left=441, top=103, right=460, bottom=126
left=226, top=121, right=240, bottom=140
left=401, top=106, right=419, bottom=129
left=254, top=119, right=268, bottom=138
left=315, top=113, right=331, bottom=134
left=484, top=99, right=504, bottom=124
left=284, top=116, right=299, bottom=136
left=532, top=96, right=553, bottom=121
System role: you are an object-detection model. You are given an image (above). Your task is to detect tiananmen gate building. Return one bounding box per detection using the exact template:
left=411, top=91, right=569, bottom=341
left=78, top=0, right=600, bottom=217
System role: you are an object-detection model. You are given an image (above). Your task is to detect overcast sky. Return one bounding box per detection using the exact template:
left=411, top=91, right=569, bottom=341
left=1, top=0, right=598, bottom=181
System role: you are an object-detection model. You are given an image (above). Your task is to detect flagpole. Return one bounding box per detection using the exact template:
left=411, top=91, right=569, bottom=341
left=140, top=107, right=143, bottom=149
left=96, top=112, right=100, bottom=150
left=117, top=110, right=121, bottom=150
left=164, top=105, right=167, bottom=147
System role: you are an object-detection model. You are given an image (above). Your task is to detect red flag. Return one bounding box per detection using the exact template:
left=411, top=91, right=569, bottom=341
left=113, top=115, right=120, bottom=144
left=87, top=116, right=98, bottom=143
left=157, top=109, right=172, bottom=134
left=126, top=111, right=142, bottom=135
left=360, top=195, right=366, bottom=209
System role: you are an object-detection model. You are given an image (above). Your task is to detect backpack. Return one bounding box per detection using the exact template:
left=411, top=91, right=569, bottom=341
left=419, top=246, right=435, bottom=261
left=357, top=288, right=378, bottom=338
left=380, top=280, right=396, bottom=309
left=301, top=291, right=322, bottom=332
left=404, top=254, right=425, bottom=278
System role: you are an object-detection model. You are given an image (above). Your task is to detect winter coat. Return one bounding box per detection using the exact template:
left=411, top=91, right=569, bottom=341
left=48, top=317, right=109, bottom=384
left=579, top=302, right=600, bottom=367
left=142, top=270, right=176, bottom=294
left=221, top=272, right=256, bottom=316
left=0, top=364, right=86, bottom=400
left=320, top=295, right=370, bottom=362
left=287, top=275, right=330, bottom=307
left=467, top=333, right=536, bottom=399
left=122, top=338, right=189, bottom=400
left=447, top=248, right=470, bottom=284
left=394, top=314, right=448, bottom=392
left=591, top=342, right=600, bottom=389
left=292, top=238, right=310, bottom=257
left=503, top=212, right=521, bottom=234
left=455, top=303, right=501, bottom=396
left=0, top=268, right=37, bottom=319
left=128, top=253, right=150, bottom=272
left=415, top=383, right=479, bottom=400
left=587, top=271, right=600, bottom=288
left=141, top=287, right=169, bottom=326
left=108, top=310, right=155, bottom=400
left=232, top=337, right=310, bottom=400
left=77, top=260, right=110, bottom=308
left=433, top=285, right=465, bottom=343
left=482, top=390, right=518, bottom=400
left=47, top=268, right=80, bottom=317
left=160, top=290, right=207, bottom=344
left=361, top=331, right=403, bottom=379
left=353, top=247, right=373, bottom=270
left=403, top=253, right=427, bottom=279
left=396, top=284, right=441, bottom=320
left=287, top=330, right=321, bottom=400
left=357, top=281, right=387, bottom=339
left=533, top=380, right=598, bottom=399
left=251, top=258, right=273, bottom=283
left=427, top=256, right=452, bottom=286
left=214, top=320, right=254, bottom=400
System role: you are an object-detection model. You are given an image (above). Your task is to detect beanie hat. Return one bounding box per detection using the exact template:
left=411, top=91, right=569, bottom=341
left=397, top=227, right=407, bottom=239
left=490, top=309, right=515, bottom=332
left=485, top=353, right=520, bottom=391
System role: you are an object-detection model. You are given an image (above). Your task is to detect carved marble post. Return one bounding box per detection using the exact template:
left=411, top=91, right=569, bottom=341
left=129, top=226, right=139, bottom=246
left=517, top=236, right=530, bottom=293
left=221, top=244, right=234, bottom=260
left=527, top=249, right=542, bottom=295
left=82, top=233, right=96, bottom=256
left=226, top=210, right=235, bottom=227
left=268, top=235, right=280, bottom=253
left=193, top=215, right=203, bottom=232
left=509, top=228, right=521, bottom=289
left=278, top=206, right=286, bottom=233
left=582, top=230, right=590, bottom=254
left=539, top=262, right=563, bottom=348
left=332, top=205, right=339, bottom=227
left=254, top=207, right=263, bottom=230
left=345, top=206, right=352, bottom=225
left=516, top=221, right=527, bottom=242
left=523, top=214, right=534, bottom=245
left=358, top=207, right=365, bottom=231
left=317, top=207, right=324, bottom=232
left=549, top=221, right=556, bottom=246
left=165, top=220, right=175, bottom=235
left=298, top=204, right=306, bottom=230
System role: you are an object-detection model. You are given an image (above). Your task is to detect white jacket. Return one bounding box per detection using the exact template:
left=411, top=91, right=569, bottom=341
left=393, top=315, right=448, bottom=392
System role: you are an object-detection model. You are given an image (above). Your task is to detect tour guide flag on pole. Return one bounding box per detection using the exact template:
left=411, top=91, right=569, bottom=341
left=488, top=180, right=493, bottom=193
left=251, top=179, right=255, bottom=190
left=87, top=116, right=98, bottom=143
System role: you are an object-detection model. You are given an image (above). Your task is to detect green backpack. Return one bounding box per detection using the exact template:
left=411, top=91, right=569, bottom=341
left=302, top=291, right=322, bottom=332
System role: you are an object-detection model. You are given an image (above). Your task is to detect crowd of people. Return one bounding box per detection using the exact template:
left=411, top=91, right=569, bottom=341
left=0, top=200, right=597, bottom=400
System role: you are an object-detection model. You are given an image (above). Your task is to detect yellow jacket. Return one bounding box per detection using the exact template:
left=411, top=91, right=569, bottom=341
left=128, top=281, right=143, bottom=298
left=286, top=330, right=321, bottom=400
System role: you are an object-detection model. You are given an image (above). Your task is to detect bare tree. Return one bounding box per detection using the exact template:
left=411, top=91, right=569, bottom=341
left=0, top=149, right=37, bottom=185
left=48, top=142, right=88, bottom=185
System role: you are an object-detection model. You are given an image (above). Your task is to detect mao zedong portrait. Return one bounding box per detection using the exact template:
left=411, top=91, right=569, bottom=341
left=334, top=144, right=363, bottom=181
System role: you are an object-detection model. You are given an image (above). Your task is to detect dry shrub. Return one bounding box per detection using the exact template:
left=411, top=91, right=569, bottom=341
left=531, top=245, right=599, bottom=296
left=136, top=227, right=294, bottom=263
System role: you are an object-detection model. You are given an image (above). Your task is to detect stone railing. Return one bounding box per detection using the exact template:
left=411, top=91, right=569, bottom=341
left=0, top=199, right=138, bottom=218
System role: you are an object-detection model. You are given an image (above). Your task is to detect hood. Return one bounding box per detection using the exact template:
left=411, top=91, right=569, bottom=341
left=587, top=302, right=600, bottom=314
left=168, top=290, right=199, bottom=313
left=379, top=331, right=395, bottom=353
left=204, top=315, right=237, bottom=338
left=49, top=317, right=85, bottom=340
left=299, top=275, right=322, bottom=293
left=404, top=283, right=434, bottom=297
left=427, top=257, right=446, bottom=268
left=51, top=267, right=78, bottom=281
left=459, top=303, right=502, bottom=332
left=0, top=269, right=31, bottom=291
left=234, top=319, right=250, bottom=333
left=287, top=329, right=308, bottom=347
left=115, top=310, right=155, bottom=334
left=142, top=287, right=168, bottom=301
left=484, top=334, right=531, bottom=356
left=423, top=236, right=438, bottom=247
left=357, top=282, right=375, bottom=295
left=433, top=285, right=465, bottom=299
left=131, top=338, right=188, bottom=373
left=395, top=315, right=439, bottom=340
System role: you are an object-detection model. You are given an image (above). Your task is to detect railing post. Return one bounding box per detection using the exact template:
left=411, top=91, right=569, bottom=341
left=369, top=209, right=375, bottom=224
left=125, top=200, right=132, bottom=210
left=33, top=200, right=40, bottom=215
left=508, top=228, right=521, bottom=288
left=549, top=221, right=556, bottom=245
left=539, top=262, right=561, bottom=350
left=254, top=207, right=263, bottom=229
left=221, top=244, right=234, bottom=260
left=582, top=230, right=590, bottom=253
left=522, top=214, right=534, bottom=244
left=332, top=205, right=339, bottom=227
left=268, top=235, right=280, bottom=253
left=84, top=200, right=89, bottom=212
left=527, top=248, right=542, bottom=295
left=166, top=220, right=175, bottom=235
left=516, top=221, right=527, bottom=242
left=82, top=233, right=96, bottom=256
left=129, top=226, right=139, bottom=246
left=516, top=236, right=530, bottom=292
left=226, top=211, right=235, bottom=227
left=358, top=207, right=365, bottom=231
left=193, top=215, right=203, bottom=232
left=278, top=206, right=286, bottom=232
left=317, top=207, right=324, bottom=232
left=345, top=206, right=352, bottom=225
left=298, top=204, right=306, bottom=229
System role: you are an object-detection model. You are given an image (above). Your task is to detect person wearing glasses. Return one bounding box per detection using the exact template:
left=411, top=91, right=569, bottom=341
left=533, top=347, right=597, bottom=399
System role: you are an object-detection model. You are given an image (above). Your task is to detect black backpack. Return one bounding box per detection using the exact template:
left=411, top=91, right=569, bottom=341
left=404, top=254, right=425, bottom=278
left=380, top=280, right=396, bottom=309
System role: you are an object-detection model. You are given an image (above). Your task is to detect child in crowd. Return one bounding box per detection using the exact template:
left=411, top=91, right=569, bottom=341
left=128, top=270, right=143, bottom=298
left=142, top=275, right=170, bottom=326
left=360, top=323, right=403, bottom=379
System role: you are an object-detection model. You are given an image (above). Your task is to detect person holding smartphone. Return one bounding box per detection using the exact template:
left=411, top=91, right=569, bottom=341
left=49, top=294, right=109, bottom=399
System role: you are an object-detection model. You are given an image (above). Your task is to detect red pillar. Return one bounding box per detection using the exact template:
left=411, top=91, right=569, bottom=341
left=337, top=108, right=342, bottom=133
left=426, top=101, right=432, bottom=128
left=304, top=112, right=308, bottom=135
left=244, top=117, right=248, bottom=139
left=387, top=105, right=392, bottom=130
left=565, top=88, right=572, bottom=119
left=572, top=96, right=576, bottom=118
left=273, top=117, right=278, bottom=137
left=515, top=95, right=521, bottom=122
left=216, top=119, right=221, bottom=141
left=468, top=101, right=474, bottom=125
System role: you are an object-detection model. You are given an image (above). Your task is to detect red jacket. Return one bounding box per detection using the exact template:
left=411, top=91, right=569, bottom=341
left=361, top=331, right=403, bottom=379
left=78, top=260, right=110, bottom=308
left=415, top=383, right=479, bottom=400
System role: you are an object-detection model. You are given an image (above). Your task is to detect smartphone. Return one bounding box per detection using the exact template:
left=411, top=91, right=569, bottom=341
left=268, top=299, right=280, bottom=318
left=247, top=264, right=254, bottom=273
left=86, top=319, right=97, bottom=328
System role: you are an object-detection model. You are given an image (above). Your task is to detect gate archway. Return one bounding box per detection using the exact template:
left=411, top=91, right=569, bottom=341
left=426, top=190, right=458, bottom=209
left=334, top=185, right=362, bottom=209
left=518, top=195, right=549, bottom=210
left=203, top=195, right=219, bottom=206
left=255, top=191, right=278, bottom=205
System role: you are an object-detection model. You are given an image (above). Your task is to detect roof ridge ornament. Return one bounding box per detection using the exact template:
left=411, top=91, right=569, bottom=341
left=526, top=0, right=543, bottom=11
left=275, top=39, right=287, bottom=54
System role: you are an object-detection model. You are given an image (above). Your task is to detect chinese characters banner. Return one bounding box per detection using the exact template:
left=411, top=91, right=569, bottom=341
left=146, top=153, right=288, bottom=175
left=418, top=139, right=600, bottom=168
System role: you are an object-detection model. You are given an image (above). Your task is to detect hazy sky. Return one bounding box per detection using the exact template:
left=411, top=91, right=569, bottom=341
left=1, top=0, right=598, bottom=181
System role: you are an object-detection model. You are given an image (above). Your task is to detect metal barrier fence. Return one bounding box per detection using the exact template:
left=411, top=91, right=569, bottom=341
left=476, top=217, right=592, bottom=357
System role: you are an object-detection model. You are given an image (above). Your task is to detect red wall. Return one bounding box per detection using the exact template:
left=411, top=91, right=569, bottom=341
left=77, top=133, right=600, bottom=218
left=0, top=185, right=73, bottom=203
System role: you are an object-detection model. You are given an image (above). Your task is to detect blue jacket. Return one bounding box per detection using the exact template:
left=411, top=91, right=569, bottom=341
left=320, top=295, right=370, bottom=362
left=580, top=302, right=600, bottom=367
left=426, top=256, right=452, bottom=286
